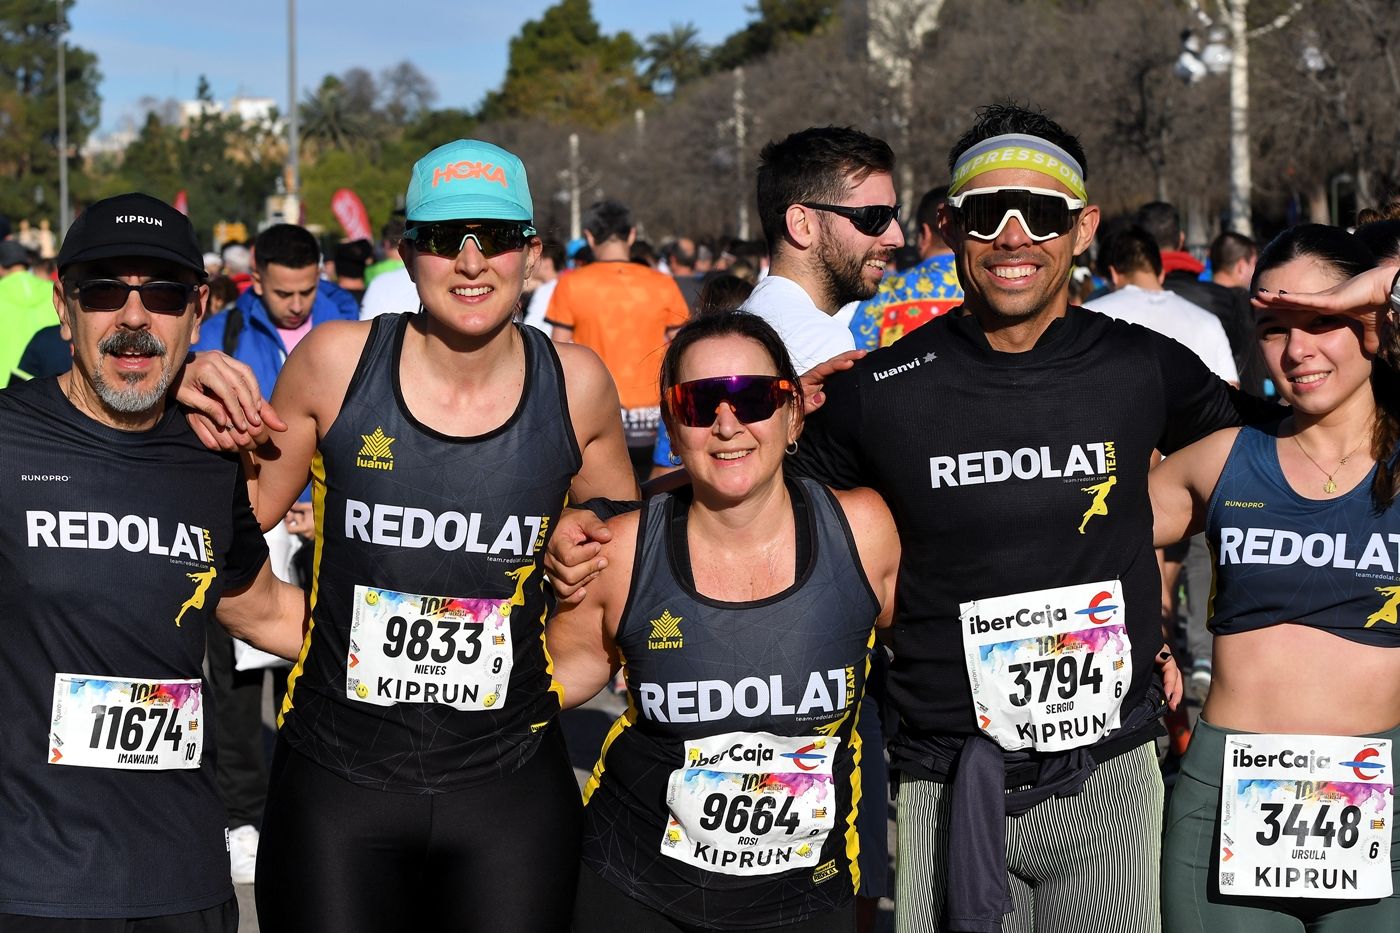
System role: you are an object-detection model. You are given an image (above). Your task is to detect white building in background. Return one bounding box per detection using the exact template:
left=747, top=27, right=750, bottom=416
left=81, top=95, right=282, bottom=162
left=177, top=96, right=280, bottom=130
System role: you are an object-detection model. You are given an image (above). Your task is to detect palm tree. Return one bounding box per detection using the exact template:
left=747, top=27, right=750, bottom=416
left=644, top=23, right=707, bottom=95
left=298, top=77, right=376, bottom=156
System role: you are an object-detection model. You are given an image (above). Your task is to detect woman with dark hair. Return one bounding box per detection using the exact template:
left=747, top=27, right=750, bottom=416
left=1154, top=224, right=1400, bottom=930
left=548, top=310, right=900, bottom=932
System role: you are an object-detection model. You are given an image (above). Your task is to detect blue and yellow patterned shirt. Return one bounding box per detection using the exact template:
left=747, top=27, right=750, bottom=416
left=849, top=252, right=962, bottom=350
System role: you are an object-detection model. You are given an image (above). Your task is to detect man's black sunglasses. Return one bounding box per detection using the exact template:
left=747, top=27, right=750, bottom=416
left=800, top=202, right=901, bottom=237
left=72, top=279, right=198, bottom=313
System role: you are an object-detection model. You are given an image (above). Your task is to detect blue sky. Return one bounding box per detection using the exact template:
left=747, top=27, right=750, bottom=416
left=69, top=0, right=752, bottom=135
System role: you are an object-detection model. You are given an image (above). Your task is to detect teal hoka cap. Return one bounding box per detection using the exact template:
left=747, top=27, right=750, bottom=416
left=404, top=140, right=534, bottom=223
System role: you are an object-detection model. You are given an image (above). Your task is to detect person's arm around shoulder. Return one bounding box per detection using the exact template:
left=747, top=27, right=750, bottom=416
left=546, top=510, right=639, bottom=708
left=829, top=486, right=900, bottom=628
left=556, top=341, right=640, bottom=502
left=1149, top=427, right=1241, bottom=548
left=250, top=319, right=368, bottom=530
left=215, top=560, right=309, bottom=660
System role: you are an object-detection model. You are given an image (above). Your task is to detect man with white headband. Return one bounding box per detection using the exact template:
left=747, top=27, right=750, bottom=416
left=782, top=104, right=1276, bottom=931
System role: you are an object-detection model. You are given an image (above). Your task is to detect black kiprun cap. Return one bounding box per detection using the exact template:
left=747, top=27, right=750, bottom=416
left=57, top=192, right=206, bottom=278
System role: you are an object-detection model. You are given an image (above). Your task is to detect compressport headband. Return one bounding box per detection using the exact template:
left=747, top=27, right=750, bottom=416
left=949, top=133, right=1088, bottom=202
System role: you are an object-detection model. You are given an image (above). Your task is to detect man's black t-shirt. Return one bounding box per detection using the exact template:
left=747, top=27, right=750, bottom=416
left=0, top=378, right=267, bottom=918
left=789, top=306, right=1247, bottom=759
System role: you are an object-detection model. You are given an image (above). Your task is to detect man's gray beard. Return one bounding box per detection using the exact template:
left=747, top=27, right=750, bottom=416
left=91, top=331, right=172, bottom=414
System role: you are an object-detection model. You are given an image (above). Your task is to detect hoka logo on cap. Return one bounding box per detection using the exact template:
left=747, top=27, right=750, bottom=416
left=432, top=161, right=508, bottom=189
left=406, top=139, right=534, bottom=222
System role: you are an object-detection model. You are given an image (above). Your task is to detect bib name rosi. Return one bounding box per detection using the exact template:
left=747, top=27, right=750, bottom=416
left=961, top=580, right=1131, bottom=752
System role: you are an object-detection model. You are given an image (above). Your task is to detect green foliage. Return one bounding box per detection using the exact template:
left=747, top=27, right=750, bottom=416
left=0, top=0, right=101, bottom=227
left=478, top=0, right=651, bottom=128
left=300, top=75, right=378, bottom=156
left=300, top=144, right=414, bottom=238
left=709, top=0, right=837, bottom=71
left=402, top=108, right=478, bottom=154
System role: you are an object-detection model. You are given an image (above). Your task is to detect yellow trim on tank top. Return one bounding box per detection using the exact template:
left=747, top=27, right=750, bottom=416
left=539, top=489, right=573, bottom=712
left=278, top=450, right=328, bottom=728
left=843, top=626, right=877, bottom=893
left=582, top=668, right=637, bottom=805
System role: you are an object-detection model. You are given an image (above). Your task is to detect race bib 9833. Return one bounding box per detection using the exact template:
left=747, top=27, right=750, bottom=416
left=347, top=585, right=513, bottom=711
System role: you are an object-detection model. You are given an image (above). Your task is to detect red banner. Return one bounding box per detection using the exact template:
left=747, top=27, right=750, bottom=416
left=331, top=189, right=372, bottom=242
left=173, top=190, right=189, bottom=216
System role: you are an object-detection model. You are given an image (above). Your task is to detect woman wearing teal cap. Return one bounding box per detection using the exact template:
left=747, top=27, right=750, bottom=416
left=196, top=139, right=639, bottom=932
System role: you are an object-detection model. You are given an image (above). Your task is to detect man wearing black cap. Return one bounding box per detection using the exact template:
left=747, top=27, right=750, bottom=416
left=0, top=192, right=308, bottom=931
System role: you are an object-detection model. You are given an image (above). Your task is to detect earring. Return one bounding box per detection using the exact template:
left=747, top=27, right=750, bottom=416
left=785, top=441, right=799, bottom=455
left=667, top=451, right=682, bottom=466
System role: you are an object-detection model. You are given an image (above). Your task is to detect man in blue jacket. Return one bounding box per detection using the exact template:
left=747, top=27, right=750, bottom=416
left=191, top=222, right=357, bottom=886
left=196, top=223, right=359, bottom=380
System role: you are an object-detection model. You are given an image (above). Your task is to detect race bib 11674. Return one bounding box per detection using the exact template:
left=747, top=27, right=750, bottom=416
left=1220, top=734, right=1393, bottom=899
left=49, top=674, right=203, bottom=770
left=961, top=580, right=1131, bottom=752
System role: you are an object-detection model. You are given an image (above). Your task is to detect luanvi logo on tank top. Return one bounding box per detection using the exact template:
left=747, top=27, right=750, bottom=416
left=356, top=427, right=396, bottom=471
left=648, top=610, right=684, bottom=650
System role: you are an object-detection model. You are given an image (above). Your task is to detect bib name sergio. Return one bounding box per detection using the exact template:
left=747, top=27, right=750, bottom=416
left=344, top=498, right=548, bottom=557
left=930, top=442, right=1116, bottom=489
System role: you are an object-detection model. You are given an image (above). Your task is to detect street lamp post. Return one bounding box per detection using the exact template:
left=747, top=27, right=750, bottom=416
left=56, top=0, right=69, bottom=236
left=1176, top=0, right=1304, bottom=239
left=287, top=0, right=299, bottom=199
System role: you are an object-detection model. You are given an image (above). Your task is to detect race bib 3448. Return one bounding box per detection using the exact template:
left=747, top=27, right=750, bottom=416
left=1221, top=733, right=1393, bottom=899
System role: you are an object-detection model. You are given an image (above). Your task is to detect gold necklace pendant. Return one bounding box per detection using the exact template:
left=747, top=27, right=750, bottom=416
left=1324, top=478, right=1338, bottom=494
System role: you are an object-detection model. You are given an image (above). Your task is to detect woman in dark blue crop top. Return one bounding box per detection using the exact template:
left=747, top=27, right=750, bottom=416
left=1152, top=225, right=1400, bottom=931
